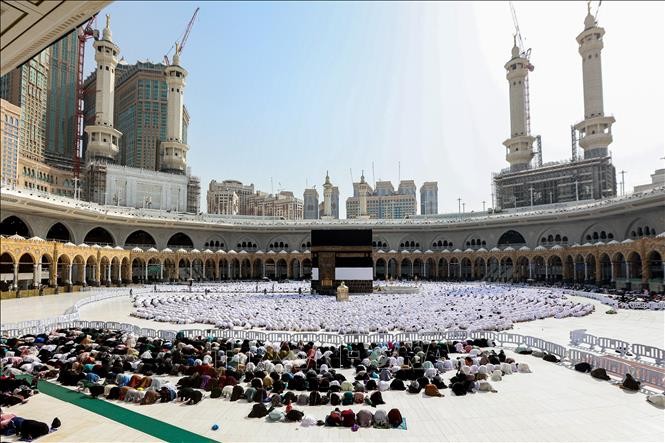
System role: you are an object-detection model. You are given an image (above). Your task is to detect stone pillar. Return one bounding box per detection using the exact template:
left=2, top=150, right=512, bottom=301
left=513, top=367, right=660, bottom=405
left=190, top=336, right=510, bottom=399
left=33, top=264, right=40, bottom=287
left=300, top=261, right=303, bottom=278
left=610, top=261, right=615, bottom=282
left=116, top=262, right=122, bottom=283
left=13, top=263, right=18, bottom=289
left=595, top=257, right=602, bottom=284
left=50, top=258, right=57, bottom=286
left=67, top=263, right=73, bottom=285
left=81, top=263, right=87, bottom=285
left=107, top=264, right=112, bottom=284
left=584, top=262, right=588, bottom=282
left=529, top=262, right=533, bottom=279
left=625, top=262, right=630, bottom=281
left=262, top=262, right=266, bottom=279
left=145, top=263, right=149, bottom=282
left=160, top=263, right=164, bottom=281
left=641, top=258, right=649, bottom=286
left=189, top=262, right=193, bottom=280
left=202, top=261, right=206, bottom=280
left=545, top=262, right=549, bottom=280
left=96, top=262, right=101, bottom=285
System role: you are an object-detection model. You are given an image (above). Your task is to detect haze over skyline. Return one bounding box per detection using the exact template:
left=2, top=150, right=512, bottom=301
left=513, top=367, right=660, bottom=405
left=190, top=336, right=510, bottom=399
left=89, top=1, right=664, bottom=217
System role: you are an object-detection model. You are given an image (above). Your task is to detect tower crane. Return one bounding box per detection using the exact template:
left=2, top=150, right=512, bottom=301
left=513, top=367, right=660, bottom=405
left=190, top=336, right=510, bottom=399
left=73, top=15, right=99, bottom=200
left=163, top=7, right=199, bottom=65
left=592, top=1, right=602, bottom=23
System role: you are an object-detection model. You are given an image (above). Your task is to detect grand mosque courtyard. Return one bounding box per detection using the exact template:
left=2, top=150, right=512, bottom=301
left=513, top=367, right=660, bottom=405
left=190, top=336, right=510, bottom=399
left=1, top=282, right=663, bottom=442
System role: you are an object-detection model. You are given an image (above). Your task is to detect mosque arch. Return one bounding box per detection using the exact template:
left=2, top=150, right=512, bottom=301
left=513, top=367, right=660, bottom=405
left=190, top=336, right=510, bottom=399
left=497, top=230, right=526, bottom=247
left=0, top=215, right=32, bottom=237
left=84, top=227, right=115, bottom=246
left=125, top=230, right=157, bottom=247
left=167, top=232, right=194, bottom=249
left=647, top=251, right=663, bottom=280
left=46, top=222, right=73, bottom=243
left=375, top=258, right=387, bottom=280
left=581, top=223, right=614, bottom=243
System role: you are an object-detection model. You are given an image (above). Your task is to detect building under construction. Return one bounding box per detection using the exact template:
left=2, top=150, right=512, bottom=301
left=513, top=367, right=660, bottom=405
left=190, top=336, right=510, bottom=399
left=493, top=156, right=616, bottom=209
left=493, top=4, right=616, bottom=210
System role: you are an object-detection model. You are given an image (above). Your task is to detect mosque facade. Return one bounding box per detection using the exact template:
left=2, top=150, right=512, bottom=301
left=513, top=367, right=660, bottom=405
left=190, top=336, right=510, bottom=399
left=1, top=185, right=663, bottom=295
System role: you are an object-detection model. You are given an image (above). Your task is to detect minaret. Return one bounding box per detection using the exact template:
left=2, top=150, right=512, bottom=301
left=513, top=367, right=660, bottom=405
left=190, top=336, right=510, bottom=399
left=574, top=3, right=615, bottom=159
left=160, top=43, right=188, bottom=174
left=84, top=15, right=122, bottom=163
left=358, top=171, right=369, bottom=218
left=502, top=35, right=535, bottom=172
left=322, top=171, right=333, bottom=218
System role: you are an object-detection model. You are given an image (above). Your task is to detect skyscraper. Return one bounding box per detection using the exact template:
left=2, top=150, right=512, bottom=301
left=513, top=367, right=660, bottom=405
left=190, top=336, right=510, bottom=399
left=346, top=179, right=417, bottom=219
left=207, top=180, right=255, bottom=214
left=1, top=99, right=21, bottom=186
left=0, top=49, right=50, bottom=162
left=420, top=181, right=438, bottom=215
left=303, top=187, right=319, bottom=219
left=46, top=30, right=78, bottom=167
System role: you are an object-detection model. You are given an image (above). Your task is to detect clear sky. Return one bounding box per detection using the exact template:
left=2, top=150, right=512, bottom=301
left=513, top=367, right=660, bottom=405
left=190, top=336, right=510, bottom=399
left=91, top=1, right=664, bottom=217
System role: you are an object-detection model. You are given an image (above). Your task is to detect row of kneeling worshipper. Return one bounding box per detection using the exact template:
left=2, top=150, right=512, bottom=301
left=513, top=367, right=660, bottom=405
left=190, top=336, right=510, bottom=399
left=0, top=376, right=39, bottom=407
left=247, top=404, right=406, bottom=429
left=1, top=329, right=536, bottom=408
left=572, top=362, right=655, bottom=394
left=131, top=284, right=593, bottom=332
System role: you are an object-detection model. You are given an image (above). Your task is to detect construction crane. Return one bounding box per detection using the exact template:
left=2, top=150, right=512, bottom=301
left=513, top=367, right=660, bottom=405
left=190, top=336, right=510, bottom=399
left=73, top=15, right=99, bottom=200
left=592, top=0, right=602, bottom=23
left=163, top=7, right=199, bottom=65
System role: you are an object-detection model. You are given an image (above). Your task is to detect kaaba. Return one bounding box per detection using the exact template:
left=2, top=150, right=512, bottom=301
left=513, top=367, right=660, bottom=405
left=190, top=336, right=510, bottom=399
left=311, top=229, right=373, bottom=295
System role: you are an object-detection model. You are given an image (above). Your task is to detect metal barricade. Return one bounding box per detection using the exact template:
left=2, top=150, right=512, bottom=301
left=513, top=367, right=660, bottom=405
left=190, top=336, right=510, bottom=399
left=630, top=365, right=665, bottom=389
left=568, top=348, right=595, bottom=365
left=597, top=336, right=630, bottom=356
left=631, top=343, right=665, bottom=365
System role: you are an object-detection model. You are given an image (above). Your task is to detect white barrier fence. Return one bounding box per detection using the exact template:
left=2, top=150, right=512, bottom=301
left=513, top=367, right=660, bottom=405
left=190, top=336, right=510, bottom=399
left=567, top=349, right=665, bottom=390
left=569, top=329, right=664, bottom=365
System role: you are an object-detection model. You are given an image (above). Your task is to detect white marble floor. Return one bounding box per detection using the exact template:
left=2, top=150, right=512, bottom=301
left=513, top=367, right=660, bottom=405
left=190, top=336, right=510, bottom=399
left=2, top=287, right=664, bottom=442
left=2, top=387, right=157, bottom=442
left=111, top=351, right=665, bottom=442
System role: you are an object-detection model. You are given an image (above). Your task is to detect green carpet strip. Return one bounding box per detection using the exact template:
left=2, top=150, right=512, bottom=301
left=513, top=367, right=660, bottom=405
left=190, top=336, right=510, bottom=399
left=19, top=376, right=219, bottom=443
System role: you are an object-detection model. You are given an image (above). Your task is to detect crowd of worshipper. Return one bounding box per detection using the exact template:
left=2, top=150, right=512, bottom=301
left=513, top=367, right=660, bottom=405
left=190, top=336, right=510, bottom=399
left=131, top=283, right=593, bottom=332
left=0, top=326, right=544, bottom=433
